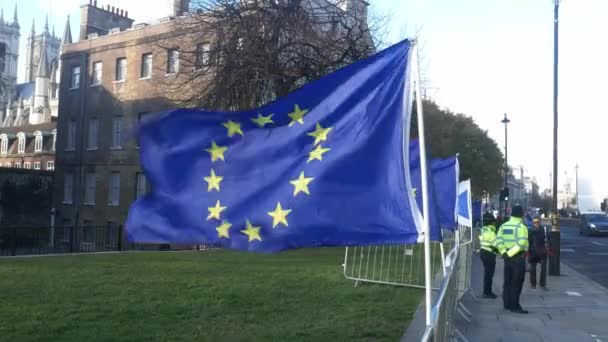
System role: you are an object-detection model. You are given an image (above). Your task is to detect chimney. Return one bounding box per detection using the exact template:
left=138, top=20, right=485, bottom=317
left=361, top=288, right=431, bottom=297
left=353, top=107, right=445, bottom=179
left=94, top=0, right=97, bottom=7
left=173, top=0, right=190, bottom=16
left=111, top=6, right=115, bottom=14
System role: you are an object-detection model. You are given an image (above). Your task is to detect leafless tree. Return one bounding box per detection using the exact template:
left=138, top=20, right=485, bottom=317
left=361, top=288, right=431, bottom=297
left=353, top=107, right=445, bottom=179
left=156, top=0, right=387, bottom=111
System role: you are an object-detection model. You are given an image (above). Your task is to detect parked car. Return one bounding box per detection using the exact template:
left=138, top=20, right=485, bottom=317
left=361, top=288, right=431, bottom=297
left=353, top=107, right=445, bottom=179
left=579, top=212, right=608, bottom=236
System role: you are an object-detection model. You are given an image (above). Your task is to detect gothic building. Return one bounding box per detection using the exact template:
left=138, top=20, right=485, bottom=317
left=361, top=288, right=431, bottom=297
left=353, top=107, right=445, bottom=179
left=0, top=5, right=70, bottom=171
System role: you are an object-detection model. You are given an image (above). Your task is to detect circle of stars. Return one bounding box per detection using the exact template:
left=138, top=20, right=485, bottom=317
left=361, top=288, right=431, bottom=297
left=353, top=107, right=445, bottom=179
left=203, top=103, right=333, bottom=244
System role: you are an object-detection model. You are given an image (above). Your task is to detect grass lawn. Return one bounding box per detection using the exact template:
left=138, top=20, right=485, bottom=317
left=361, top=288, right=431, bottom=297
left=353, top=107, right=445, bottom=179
left=0, top=248, right=422, bottom=341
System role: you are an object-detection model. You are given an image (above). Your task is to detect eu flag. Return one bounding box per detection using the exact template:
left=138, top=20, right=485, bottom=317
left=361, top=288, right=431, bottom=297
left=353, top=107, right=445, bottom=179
left=127, top=40, right=419, bottom=253
left=409, top=141, right=460, bottom=241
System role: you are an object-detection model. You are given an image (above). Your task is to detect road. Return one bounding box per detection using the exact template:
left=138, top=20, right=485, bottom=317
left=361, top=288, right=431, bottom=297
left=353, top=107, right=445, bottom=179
left=558, top=222, right=608, bottom=288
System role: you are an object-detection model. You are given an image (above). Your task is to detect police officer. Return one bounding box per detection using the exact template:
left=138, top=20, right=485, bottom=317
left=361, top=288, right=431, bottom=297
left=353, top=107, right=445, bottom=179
left=480, top=212, right=500, bottom=298
left=497, top=205, right=530, bottom=314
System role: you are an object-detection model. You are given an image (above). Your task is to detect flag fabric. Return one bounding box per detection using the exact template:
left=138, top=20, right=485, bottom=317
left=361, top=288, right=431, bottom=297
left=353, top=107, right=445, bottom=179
left=457, top=180, right=473, bottom=227
left=126, top=40, right=419, bottom=253
left=408, top=140, right=460, bottom=240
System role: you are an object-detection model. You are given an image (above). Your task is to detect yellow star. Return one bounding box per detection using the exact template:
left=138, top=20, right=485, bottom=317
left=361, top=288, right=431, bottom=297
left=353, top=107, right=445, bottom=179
left=307, top=123, right=332, bottom=145
left=207, top=200, right=227, bottom=221
left=223, top=120, right=244, bottom=137
left=204, top=169, right=223, bottom=192
left=241, top=220, right=262, bottom=242
left=290, top=171, right=314, bottom=197
left=251, top=113, right=274, bottom=128
left=288, top=104, right=308, bottom=127
left=205, top=141, right=227, bottom=162
left=268, top=202, right=292, bottom=228
left=216, top=221, right=232, bottom=238
left=307, top=145, right=330, bottom=163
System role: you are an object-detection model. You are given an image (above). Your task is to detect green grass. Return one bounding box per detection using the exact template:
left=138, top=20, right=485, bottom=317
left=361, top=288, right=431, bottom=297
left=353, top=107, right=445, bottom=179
left=0, top=248, right=422, bottom=342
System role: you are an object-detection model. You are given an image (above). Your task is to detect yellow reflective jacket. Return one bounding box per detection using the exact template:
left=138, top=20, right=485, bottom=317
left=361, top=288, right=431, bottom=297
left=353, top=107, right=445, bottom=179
left=497, top=217, right=529, bottom=257
left=479, top=225, right=499, bottom=254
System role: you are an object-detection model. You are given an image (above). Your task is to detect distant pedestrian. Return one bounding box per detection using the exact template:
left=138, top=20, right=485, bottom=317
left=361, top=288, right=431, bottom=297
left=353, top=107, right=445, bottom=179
left=479, top=212, right=500, bottom=298
left=528, top=217, right=549, bottom=290
left=497, top=205, right=530, bottom=314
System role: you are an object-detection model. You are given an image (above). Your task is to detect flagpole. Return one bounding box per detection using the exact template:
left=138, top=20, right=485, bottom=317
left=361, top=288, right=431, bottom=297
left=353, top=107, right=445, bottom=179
left=413, top=40, right=433, bottom=326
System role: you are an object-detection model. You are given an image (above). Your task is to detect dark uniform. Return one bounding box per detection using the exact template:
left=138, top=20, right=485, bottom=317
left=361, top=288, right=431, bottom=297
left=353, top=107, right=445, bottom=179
left=497, top=205, right=530, bottom=314
left=479, top=213, right=500, bottom=298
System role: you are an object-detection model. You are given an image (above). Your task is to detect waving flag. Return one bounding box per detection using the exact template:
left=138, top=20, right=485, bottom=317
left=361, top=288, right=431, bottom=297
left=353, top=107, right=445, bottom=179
left=126, top=40, right=420, bottom=253
left=409, top=140, right=460, bottom=241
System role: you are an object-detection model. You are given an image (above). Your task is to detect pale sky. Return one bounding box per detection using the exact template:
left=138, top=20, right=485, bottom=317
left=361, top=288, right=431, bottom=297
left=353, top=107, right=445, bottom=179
left=2, top=0, right=604, bottom=210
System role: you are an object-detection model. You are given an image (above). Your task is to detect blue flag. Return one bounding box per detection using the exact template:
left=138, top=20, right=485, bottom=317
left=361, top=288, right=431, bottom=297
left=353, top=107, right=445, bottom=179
left=409, top=140, right=460, bottom=240
left=126, top=40, right=420, bottom=253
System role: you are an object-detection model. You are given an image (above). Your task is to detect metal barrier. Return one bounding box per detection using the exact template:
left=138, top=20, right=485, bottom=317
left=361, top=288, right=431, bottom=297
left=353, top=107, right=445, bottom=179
left=420, top=241, right=461, bottom=341
left=343, top=242, right=445, bottom=289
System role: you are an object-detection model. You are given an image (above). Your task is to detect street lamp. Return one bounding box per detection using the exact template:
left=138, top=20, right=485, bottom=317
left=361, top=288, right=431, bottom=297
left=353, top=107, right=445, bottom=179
left=549, top=0, right=561, bottom=276
left=501, top=113, right=510, bottom=217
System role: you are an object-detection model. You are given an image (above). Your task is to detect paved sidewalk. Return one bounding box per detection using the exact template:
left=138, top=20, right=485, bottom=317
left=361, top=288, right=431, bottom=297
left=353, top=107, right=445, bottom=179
left=456, top=253, right=608, bottom=342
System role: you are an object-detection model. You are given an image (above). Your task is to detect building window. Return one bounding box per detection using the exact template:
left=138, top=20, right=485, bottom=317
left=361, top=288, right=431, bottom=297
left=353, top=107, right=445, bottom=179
left=112, top=116, right=122, bottom=148
left=91, top=61, right=103, bottom=85
left=33, top=162, right=41, bottom=170
left=67, top=120, right=76, bottom=150
left=109, top=172, right=120, bottom=206
left=0, top=135, right=7, bottom=156
left=196, top=43, right=209, bottom=69
left=71, top=65, right=81, bottom=89
left=14, top=162, right=21, bottom=168
left=4, top=163, right=11, bottom=168
left=136, top=172, right=147, bottom=199
left=17, top=133, right=26, bottom=154
left=46, top=161, right=54, bottom=171
left=63, top=173, right=74, bottom=204
left=52, top=129, right=57, bottom=151
left=34, top=133, right=43, bottom=152
left=24, top=162, right=31, bottom=169
left=167, top=49, right=179, bottom=74
left=116, top=57, right=127, bottom=81
left=84, top=172, right=96, bottom=205
left=87, top=118, right=98, bottom=150
left=141, top=53, right=153, bottom=79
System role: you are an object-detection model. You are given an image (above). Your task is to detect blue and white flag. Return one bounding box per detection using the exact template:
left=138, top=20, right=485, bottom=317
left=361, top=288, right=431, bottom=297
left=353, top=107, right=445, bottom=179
left=457, top=180, right=473, bottom=227
left=126, top=40, right=423, bottom=253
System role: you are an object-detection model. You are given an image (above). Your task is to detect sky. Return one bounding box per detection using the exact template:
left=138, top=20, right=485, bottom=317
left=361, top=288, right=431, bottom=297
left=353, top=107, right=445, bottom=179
left=1, top=0, right=605, bottom=210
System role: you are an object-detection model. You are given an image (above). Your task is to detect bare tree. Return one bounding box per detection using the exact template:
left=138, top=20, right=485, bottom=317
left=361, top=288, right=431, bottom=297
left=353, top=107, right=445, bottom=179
left=156, top=0, right=386, bottom=111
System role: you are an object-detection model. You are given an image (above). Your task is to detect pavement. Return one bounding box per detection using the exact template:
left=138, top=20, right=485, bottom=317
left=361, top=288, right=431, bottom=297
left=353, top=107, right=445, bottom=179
left=559, top=224, right=608, bottom=288
left=455, top=252, right=608, bottom=342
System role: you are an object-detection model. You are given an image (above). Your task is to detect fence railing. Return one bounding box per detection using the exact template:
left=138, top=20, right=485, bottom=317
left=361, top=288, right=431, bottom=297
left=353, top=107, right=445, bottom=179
left=0, top=225, right=151, bottom=256
left=421, top=242, right=461, bottom=341
left=343, top=242, right=445, bottom=289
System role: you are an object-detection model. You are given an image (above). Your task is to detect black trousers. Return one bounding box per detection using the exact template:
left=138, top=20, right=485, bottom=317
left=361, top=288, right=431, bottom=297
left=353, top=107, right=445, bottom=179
left=530, top=256, right=547, bottom=287
left=480, top=249, right=496, bottom=295
left=503, top=253, right=526, bottom=310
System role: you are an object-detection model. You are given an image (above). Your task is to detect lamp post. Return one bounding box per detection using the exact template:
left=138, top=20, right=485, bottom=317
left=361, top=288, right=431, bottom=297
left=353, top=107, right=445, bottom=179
left=549, top=0, right=561, bottom=276
left=501, top=113, right=510, bottom=217
left=575, top=164, right=579, bottom=213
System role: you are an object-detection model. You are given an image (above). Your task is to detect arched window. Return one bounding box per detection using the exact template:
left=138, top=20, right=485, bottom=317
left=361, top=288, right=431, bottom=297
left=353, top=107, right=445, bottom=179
left=0, top=134, right=8, bottom=156
left=34, top=131, right=43, bottom=153
left=0, top=43, right=6, bottom=73
left=17, top=132, right=26, bottom=154
left=52, top=129, right=57, bottom=151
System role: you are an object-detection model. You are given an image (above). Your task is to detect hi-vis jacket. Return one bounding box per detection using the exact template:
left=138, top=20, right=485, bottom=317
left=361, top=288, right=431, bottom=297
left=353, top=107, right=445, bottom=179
left=497, top=217, right=529, bottom=257
left=479, top=225, right=499, bottom=254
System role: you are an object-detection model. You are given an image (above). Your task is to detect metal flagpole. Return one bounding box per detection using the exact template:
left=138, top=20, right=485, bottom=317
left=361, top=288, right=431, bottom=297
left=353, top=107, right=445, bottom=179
left=413, top=40, right=433, bottom=325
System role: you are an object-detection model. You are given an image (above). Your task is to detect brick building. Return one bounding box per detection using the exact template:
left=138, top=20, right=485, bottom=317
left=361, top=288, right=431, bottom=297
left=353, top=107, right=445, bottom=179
left=54, top=0, right=371, bottom=226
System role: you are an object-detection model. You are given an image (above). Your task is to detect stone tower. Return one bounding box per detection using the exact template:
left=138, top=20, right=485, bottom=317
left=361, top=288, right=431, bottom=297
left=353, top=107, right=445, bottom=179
left=0, top=4, right=20, bottom=108
left=24, top=15, right=60, bottom=84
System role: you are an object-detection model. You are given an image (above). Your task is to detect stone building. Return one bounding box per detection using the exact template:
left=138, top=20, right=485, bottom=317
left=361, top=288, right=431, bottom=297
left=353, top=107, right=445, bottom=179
left=54, top=0, right=372, bottom=226
left=0, top=5, right=70, bottom=172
